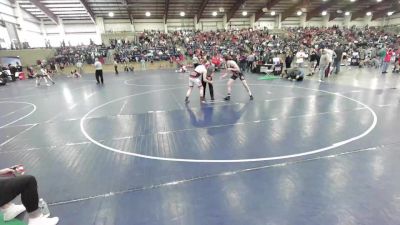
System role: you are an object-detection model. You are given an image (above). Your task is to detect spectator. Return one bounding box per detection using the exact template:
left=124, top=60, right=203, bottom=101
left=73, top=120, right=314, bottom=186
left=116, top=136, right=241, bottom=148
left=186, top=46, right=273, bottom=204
left=0, top=167, right=59, bottom=225
left=378, top=46, right=386, bottom=67
left=114, top=60, right=119, bottom=75
left=76, top=60, right=83, bottom=74
left=382, top=48, right=393, bottom=74
left=140, top=55, right=147, bottom=70
left=333, top=44, right=344, bottom=74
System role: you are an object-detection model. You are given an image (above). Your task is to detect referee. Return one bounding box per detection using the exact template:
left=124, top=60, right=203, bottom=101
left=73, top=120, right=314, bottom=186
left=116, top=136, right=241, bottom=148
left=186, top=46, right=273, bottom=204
left=94, top=58, right=103, bottom=84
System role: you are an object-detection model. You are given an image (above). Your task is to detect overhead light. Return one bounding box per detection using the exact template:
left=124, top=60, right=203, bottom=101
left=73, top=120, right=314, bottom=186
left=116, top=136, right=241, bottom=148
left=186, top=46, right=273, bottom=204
left=180, top=11, right=185, bottom=17
left=297, top=11, right=303, bottom=16
left=345, top=11, right=350, bottom=16
left=212, top=11, right=217, bottom=16
left=350, top=0, right=356, bottom=2
left=145, top=12, right=151, bottom=17
left=377, top=0, right=382, bottom=2
left=108, top=12, right=114, bottom=17
left=337, top=10, right=343, bottom=13
left=242, top=11, right=248, bottom=16
left=219, top=7, right=224, bottom=12
left=262, top=8, right=268, bottom=12
left=366, top=11, right=372, bottom=16
left=388, top=11, right=394, bottom=16
left=271, top=11, right=276, bottom=16
left=322, top=11, right=327, bottom=16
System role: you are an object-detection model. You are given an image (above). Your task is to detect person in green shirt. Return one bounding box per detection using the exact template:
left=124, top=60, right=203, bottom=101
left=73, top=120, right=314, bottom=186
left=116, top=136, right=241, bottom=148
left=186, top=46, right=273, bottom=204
left=378, top=47, right=387, bottom=67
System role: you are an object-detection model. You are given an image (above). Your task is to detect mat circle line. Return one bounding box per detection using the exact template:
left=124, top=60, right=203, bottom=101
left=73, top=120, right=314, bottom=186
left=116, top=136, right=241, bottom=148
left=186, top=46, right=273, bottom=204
left=0, top=101, right=37, bottom=129
left=80, top=84, right=378, bottom=163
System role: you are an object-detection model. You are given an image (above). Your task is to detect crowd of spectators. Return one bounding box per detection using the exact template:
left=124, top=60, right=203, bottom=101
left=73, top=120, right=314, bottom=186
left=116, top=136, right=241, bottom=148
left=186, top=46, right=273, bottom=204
left=3, top=25, right=400, bottom=82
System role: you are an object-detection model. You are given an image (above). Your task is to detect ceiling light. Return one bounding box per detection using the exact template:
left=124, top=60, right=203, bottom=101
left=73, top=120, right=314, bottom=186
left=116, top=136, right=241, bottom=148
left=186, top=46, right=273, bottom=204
left=366, top=12, right=372, bottom=16
left=271, top=11, right=276, bottom=16
left=212, top=11, right=217, bottom=16
left=180, top=11, right=185, bottom=17
left=297, top=11, right=303, bottom=16
left=242, top=11, right=248, bottom=16
left=345, top=11, right=350, bottom=16
left=219, top=7, right=224, bottom=12
left=377, top=0, right=382, bottom=2
left=108, top=12, right=114, bottom=17
left=145, top=12, right=151, bottom=17
left=388, top=11, right=394, bottom=16
left=322, top=11, right=327, bottom=16
left=350, top=0, right=356, bottom=2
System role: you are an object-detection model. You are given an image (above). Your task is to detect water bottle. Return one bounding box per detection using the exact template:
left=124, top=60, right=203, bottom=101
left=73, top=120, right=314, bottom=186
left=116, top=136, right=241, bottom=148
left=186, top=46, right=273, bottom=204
left=39, top=198, right=50, bottom=217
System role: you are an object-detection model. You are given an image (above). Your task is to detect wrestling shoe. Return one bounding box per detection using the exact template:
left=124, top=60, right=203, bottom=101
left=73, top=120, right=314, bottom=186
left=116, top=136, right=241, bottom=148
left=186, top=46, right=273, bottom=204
left=184, top=97, right=190, bottom=104
left=224, top=96, right=230, bottom=101
left=2, top=203, right=26, bottom=221
left=250, top=95, right=254, bottom=100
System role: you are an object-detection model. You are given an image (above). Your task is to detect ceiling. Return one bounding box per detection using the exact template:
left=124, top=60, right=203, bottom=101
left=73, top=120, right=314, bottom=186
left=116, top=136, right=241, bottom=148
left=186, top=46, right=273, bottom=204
left=15, top=0, right=400, bottom=24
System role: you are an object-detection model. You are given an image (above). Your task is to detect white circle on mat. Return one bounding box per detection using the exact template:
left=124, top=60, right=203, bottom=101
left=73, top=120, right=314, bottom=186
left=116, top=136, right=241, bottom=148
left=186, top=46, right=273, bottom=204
left=0, top=101, right=37, bottom=128
left=80, top=84, right=377, bottom=163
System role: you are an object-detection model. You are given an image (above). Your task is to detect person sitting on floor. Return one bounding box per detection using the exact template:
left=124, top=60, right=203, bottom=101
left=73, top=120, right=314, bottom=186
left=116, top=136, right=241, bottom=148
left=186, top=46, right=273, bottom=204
left=70, top=69, right=81, bottom=78
left=0, top=167, right=59, bottom=225
left=27, top=66, right=36, bottom=79
left=176, top=61, right=188, bottom=73
left=283, top=66, right=304, bottom=81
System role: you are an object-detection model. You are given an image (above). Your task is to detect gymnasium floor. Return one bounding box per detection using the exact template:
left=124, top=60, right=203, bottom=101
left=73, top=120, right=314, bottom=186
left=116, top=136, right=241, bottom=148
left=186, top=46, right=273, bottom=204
left=1, top=66, right=400, bottom=225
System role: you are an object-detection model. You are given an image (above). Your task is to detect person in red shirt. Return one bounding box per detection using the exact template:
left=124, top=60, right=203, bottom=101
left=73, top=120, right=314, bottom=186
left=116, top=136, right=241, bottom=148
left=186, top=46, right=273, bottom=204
left=211, top=55, right=221, bottom=69
left=382, top=48, right=393, bottom=74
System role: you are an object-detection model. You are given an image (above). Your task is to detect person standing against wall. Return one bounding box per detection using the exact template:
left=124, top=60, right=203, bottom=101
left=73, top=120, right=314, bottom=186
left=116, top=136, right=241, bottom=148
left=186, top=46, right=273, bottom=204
left=113, top=60, right=119, bottom=75
left=94, top=58, right=104, bottom=84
